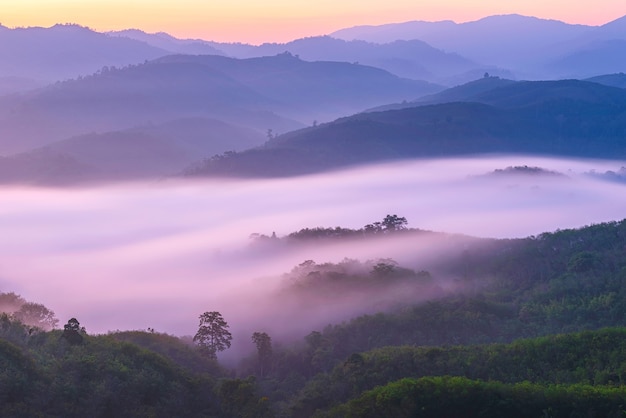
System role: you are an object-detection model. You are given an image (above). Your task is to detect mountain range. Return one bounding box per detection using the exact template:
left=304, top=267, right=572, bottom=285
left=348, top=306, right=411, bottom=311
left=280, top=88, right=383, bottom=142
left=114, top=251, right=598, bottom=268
left=0, top=52, right=438, bottom=151
left=0, top=24, right=168, bottom=86
left=1, top=14, right=626, bottom=183
left=0, top=53, right=439, bottom=183
left=3, top=13, right=626, bottom=91
left=113, top=14, right=626, bottom=81
left=331, top=14, right=626, bottom=79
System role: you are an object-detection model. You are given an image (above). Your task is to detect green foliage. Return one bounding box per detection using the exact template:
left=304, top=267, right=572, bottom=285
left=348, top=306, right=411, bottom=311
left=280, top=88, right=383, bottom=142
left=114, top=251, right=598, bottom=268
left=252, top=332, right=273, bottom=377
left=289, top=328, right=626, bottom=416
left=322, top=377, right=626, bottom=418
left=281, top=220, right=626, bottom=368
left=109, top=330, right=223, bottom=376
left=281, top=258, right=434, bottom=301
left=219, top=376, right=274, bottom=418
left=568, top=251, right=599, bottom=273
left=0, top=324, right=223, bottom=417
left=0, top=313, right=33, bottom=346
left=0, top=337, right=48, bottom=413
left=62, top=318, right=86, bottom=345
left=194, top=311, right=233, bottom=360
left=4, top=218, right=626, bottom=417
left=287, top=227, right=361, bottom=240
left=234, top=219, right=626, bottom=416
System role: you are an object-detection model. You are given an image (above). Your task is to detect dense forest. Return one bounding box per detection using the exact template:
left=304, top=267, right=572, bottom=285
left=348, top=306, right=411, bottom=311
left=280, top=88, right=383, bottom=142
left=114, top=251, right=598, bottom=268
left=2, top=217, right=626, bottom=416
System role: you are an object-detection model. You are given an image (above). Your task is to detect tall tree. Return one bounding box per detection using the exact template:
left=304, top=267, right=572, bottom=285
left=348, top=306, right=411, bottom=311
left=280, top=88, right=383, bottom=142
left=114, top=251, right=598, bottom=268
left=62, top=317, right=85, bottom=345
left=194, top=311, right=232, bottom=360
left=252, top=331, right=273, bottom=377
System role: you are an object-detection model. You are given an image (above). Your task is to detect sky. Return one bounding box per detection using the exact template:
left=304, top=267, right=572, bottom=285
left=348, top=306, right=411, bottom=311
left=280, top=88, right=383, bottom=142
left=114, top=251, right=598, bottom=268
left=2, top=0, right=625, bottom=44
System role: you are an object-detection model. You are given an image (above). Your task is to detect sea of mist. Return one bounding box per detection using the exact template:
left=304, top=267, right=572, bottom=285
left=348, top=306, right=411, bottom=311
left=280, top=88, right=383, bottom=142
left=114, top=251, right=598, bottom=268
left=1, top=155, right=625, bottom=357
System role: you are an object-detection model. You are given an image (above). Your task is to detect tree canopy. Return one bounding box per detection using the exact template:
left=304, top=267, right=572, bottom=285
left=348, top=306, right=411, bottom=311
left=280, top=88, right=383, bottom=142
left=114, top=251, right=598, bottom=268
left=193, top=311, right=233, bottom=360
left=252, top=332, right=273, bottom=376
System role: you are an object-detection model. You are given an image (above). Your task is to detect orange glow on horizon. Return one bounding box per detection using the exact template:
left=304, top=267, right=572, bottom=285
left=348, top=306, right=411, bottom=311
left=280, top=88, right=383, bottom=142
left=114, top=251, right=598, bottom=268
left=1, top=1, right=624, bottom=44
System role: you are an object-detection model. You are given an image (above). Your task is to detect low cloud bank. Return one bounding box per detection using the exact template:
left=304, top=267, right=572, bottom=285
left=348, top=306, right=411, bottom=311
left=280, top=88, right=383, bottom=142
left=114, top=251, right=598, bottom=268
left=0, top=155, right=624, bottom=350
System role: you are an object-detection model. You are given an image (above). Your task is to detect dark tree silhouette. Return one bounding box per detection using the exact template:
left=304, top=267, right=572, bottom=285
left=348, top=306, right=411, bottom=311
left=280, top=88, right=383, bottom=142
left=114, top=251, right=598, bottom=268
left=62, top=317, right=85, bottom=345
left=193, top=311, right=232, bottom=360
left=381, top=214, right=408, bottom=232
left=363, top=221, right=383, bottom=234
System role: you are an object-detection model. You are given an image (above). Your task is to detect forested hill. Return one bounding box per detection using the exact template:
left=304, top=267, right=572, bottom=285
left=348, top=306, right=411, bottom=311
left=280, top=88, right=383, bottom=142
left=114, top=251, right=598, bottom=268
left=184, top=79, right=626, bottom=178
left=275, top=219, right=626, bottom=361
left=0, top=319, right=273, bottom=417
left=368, top=75, right=519, bottom=111
left=378, top=75, right=626, bottom=109
left=267, top=219, right=626, bottom=416
left=295, top=329, right=626, bottom=417
left=586, top=72, right=626, bottom=89
left=3, top=219, right=626, bottom=416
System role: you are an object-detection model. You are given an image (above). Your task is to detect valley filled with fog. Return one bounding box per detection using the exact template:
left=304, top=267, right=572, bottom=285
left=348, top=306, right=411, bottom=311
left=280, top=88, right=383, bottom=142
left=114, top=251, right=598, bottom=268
left=5, top=9, right=626, bottom=416
left=1, top=155, right=624, bottom=346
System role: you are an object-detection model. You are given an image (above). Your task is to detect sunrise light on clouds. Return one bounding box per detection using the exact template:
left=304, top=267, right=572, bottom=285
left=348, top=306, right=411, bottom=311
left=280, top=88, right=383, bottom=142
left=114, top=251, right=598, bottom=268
left=2, top=0, right=625, bottom=43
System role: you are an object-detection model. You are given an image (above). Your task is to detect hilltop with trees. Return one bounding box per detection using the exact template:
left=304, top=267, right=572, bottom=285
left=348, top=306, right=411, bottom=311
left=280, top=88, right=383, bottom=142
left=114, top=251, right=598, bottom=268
left=2, top=217, right=626, bottom=415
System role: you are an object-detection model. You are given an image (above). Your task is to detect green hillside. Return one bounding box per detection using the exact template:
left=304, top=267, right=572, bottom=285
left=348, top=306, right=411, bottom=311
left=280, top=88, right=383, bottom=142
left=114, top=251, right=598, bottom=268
left=3, top=219, right=626, bottom=416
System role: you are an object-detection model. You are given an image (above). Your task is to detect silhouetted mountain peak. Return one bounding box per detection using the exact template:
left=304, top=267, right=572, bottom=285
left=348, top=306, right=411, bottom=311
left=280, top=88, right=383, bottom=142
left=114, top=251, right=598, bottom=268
left=468, top=79, right=626, bottom=108
left=596, top=14, right=626, bottom=37
left=586, top=73, right=626, bottom=89
left=473, top=14, right=578, bottom=26
left=600, top=14, right=626, bottom=29
left=108, top=28, right=225, bottom=56
left=414, top=75, right=518, bottom=105
left=0, top=24, right=170, bottom=83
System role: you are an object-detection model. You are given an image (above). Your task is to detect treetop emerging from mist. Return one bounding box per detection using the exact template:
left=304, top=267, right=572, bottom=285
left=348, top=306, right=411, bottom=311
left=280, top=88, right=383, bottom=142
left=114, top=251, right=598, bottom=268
left=251, top=214, right=411, bottom=244
left=193, top=311, right=232, bottom=360
left=364, top=214, right=408, bottom=234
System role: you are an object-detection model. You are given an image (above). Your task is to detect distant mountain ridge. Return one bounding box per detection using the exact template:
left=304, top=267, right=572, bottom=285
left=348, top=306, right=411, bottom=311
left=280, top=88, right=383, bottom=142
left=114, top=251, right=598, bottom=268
left=0, top=117, right=264, bottom=185
left=368, top=76, right=518, bottom=112
left=109, top=29, right=225, bottom=56
left=152, top=53, right=440, bottom=122
left=585, top=73, right=626, bottom=89
left=0, top=23, right=479, bottom=87
left=3, top=13, right=626, bottom=90
left=184, top=79, right=626, bottom=178
left=110, top=31, right=482, bottom=85
left=0, top=52, right=439, bottom=155
left=2, top=15, right=626, bottom=184
left=0, top=24, right=169, bottom=83
left=369, top=73, right=626, bottom=112
left=99, top=13, right=626, bottom=82
left=0, top=53, right=442, bottom=184
left=331, top=14, right=626, bottom=79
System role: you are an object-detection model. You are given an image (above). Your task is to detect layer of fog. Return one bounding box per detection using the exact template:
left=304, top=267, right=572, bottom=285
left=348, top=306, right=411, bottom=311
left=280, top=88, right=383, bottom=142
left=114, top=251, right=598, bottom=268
left=1, top=155, right=625, bottom=356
